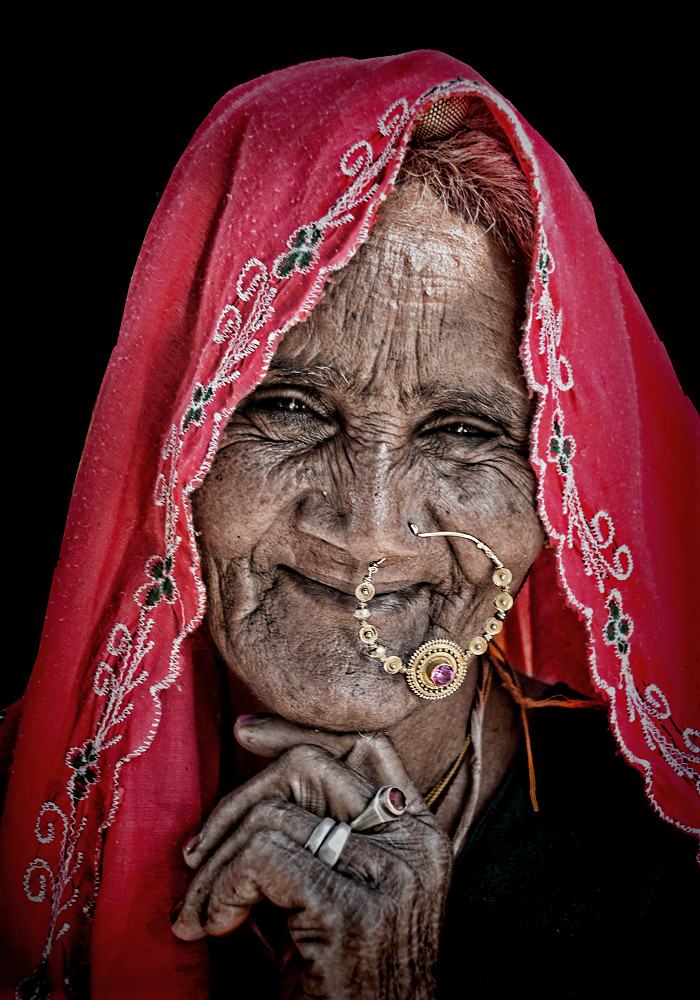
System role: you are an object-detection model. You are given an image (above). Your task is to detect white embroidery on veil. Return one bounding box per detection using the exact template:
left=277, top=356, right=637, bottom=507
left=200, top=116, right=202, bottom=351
left=18, top=80, right=466, bottom=995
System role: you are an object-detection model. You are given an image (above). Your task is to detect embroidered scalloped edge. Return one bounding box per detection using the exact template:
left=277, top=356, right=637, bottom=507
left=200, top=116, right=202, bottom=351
left=17, top=82, right=474, bottom=994
left=495, top=90, right=700, bottom=843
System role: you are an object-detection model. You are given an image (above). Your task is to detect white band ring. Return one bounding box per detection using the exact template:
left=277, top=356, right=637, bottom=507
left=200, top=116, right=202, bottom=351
left=304, top=816, right=336, bottom=856
left=316, top=822, right=351, bottom=868
left=303, top=784, right=406, bottom=869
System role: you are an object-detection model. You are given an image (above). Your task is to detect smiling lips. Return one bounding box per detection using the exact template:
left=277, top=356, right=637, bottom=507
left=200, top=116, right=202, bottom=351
left=281, top=565, right=426, bottom=604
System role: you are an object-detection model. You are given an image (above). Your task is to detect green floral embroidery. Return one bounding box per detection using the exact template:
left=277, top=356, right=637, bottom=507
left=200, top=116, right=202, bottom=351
left=603, top=591, right=633, bottom=655
left=145, top=555, right=174, bottom=607
left=18, top=960, right=52, bottom=1000
left=66, top=741, right=100, bottom=803
left=549, top=418, right=575, bottom=474
left=184, top=384, right=215, bottom=430
left=537, top=243, right=553, bottom=287
left=278, top=225, right=323, bottom=277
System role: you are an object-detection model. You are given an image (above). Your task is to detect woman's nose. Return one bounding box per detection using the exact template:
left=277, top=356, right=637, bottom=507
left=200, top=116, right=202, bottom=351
left=295, top=457, right=423, bottom=565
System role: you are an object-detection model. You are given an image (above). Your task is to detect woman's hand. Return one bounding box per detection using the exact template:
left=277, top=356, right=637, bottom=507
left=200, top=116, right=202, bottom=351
left=171, top=716, right=454, bottom=999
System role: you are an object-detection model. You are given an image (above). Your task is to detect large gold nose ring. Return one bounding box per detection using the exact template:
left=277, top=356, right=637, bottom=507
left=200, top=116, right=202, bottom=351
left=352, top=523, right=513, bottom=700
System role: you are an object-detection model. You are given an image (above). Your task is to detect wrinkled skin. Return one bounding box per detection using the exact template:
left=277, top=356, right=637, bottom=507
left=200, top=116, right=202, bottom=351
left=177, top=719, right=453, bottom=999
left=175, top=182, right=544, bottom=997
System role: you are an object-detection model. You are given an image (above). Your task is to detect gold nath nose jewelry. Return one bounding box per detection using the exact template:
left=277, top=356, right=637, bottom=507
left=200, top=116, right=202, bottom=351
left=353, top=523, right=514, bottom=701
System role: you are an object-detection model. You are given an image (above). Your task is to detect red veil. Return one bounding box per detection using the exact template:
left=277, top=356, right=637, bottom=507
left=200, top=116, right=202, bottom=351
left=2, top=52, right=698, bottom=997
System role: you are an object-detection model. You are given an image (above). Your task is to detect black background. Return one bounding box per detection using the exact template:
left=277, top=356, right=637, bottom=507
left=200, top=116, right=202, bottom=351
left=7, top=20, right=695, bottom=707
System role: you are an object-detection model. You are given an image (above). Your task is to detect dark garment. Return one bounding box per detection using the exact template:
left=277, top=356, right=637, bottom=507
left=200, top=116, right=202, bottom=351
left=210, top=704, right=698, bottom=998
left=439, top=705, right=699, bottom=996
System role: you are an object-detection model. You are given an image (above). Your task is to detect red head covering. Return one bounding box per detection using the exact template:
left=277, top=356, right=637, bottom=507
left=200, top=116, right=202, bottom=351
left=2, top=51, right=698, bottom=998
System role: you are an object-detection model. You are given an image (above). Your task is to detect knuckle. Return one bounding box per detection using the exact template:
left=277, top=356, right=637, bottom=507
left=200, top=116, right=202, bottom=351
left=284, top=743, right=331, bottom=770
left=246, top=796, right=287, bottom=830
left=208, top=879, right=234, bottom=913
left=347, top=733, right=386, bottom=766
left=208, top=860, right=247, bottom=913
left=398, top=861, right=422, bottom=897
left=413, top=816, right=452, bottom=855
left=428, top=826, right=453, bottom=863
left=243, top=826, right=280, bottom=859
left=194, top=791, right=236, bottom=845
left=363, top=731, right=395, bottom=752
left=204, top=888, right=246, bottom=936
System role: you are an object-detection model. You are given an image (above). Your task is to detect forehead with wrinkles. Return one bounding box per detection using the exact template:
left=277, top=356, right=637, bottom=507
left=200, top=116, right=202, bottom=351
left=267, top=181, right=530, bottom=430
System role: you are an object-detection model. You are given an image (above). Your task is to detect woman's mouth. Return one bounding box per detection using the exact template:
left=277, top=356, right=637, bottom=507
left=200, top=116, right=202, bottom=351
left=278, top=565, right=429, bottom=614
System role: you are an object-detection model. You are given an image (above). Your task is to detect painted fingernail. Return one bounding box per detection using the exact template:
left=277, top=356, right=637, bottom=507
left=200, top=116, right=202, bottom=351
left=169, top=897, right=184, bottom=925
left=183, top=833, right=200, bottom=855
left=236, top=713, right=272, bottom=726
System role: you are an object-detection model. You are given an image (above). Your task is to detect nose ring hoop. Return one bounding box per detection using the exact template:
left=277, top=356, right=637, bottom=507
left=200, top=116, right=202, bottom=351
left=353, top=523, right=514, bottom=700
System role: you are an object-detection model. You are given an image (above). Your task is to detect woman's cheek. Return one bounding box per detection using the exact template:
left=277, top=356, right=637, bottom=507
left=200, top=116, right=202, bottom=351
left=430, top=456, right=543, bottom=583
left=193, top=442, right=302, bottom=559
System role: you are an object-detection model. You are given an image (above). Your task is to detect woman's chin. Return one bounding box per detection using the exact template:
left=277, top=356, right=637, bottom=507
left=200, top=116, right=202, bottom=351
left=225, top=647, right=421, bottom=733
left=274, top=683, right=420, bottom=734
left=217, top=583, right=436, bottom=732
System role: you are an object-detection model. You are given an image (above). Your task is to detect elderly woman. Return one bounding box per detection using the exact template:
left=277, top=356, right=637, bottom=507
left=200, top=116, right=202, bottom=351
left=1, top=52, right=698, bottom=999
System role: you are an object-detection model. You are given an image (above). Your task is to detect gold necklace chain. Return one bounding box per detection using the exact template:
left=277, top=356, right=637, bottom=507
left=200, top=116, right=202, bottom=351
left=423, top=733, right=472, bottom=808
left=422, top=658, right=496, bottom=809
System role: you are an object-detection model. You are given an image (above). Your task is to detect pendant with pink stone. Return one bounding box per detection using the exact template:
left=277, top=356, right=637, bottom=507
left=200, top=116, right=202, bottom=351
left=430, top=662, right=455, bottom=687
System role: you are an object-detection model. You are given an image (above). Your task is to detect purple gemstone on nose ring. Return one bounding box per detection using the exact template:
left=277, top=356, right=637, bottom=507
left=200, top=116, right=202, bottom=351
left=430, top=662, right=455, bottom=686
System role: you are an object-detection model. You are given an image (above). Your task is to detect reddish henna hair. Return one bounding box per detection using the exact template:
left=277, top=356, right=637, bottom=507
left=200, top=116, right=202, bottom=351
left=399, top=97, right=535, bottom=264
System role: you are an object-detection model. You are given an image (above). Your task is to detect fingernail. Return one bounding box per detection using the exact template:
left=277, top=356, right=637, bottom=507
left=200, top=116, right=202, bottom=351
left=236, top=713, right=272, bottom=726
left=183, top=833, right=200, bottom=855
left=169, top=897, right=184, bottom=925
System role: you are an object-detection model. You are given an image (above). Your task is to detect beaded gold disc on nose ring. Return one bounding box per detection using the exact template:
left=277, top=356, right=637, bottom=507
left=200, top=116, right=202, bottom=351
left=353, top=523, right=514, bottom=700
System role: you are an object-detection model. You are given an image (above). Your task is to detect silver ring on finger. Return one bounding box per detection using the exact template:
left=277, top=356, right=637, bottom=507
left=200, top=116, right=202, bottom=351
left=316, top=822, right=351, bottom=868
left=349, top=785, right=407, bottom=832
left=304, top=816, right=336, bottom=856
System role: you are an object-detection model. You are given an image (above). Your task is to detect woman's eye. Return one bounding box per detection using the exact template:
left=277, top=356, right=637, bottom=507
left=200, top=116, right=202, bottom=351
left=429, top=418, right=499, bottom=439
left=234, top=388, right=334, bottom=445
left=254, top=396, right=311, bottom=414
left=243, top=386, right=324, bottom=419
left=445, top=421, right=482, bottom=435
left=417, top=415, right=503, bottom=459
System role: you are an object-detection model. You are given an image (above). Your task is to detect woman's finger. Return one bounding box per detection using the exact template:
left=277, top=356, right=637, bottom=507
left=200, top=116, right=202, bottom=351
left=342, top=733, right=424, bottom=811
left=204, top=829, right=351, bottom=936
left=173, top=799, right=318, bottom=940
left=235, top=716, right=426, bottom=811
left=233, top=714, right=358, bottom=758
left=177, top=822, right=450, bottom=1000
left=184, top=745, right=374, bottom=869
left=173, top=799, right=409, bottom=941
left=201, top=823, right=418, bottom=938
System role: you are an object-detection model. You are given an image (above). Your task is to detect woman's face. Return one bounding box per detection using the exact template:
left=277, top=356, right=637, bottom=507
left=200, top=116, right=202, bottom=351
left=193, top=182, right=543, bottom=731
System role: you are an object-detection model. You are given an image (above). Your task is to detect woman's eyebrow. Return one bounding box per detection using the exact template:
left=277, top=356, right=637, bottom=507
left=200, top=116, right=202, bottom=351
left=410, top=383, right=531, bottom=427
left=265, top=359, right=351, bottom=389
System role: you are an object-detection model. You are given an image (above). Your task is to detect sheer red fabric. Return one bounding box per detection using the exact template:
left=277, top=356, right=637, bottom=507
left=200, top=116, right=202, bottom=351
left=2, top=51, right=698, bottom=998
